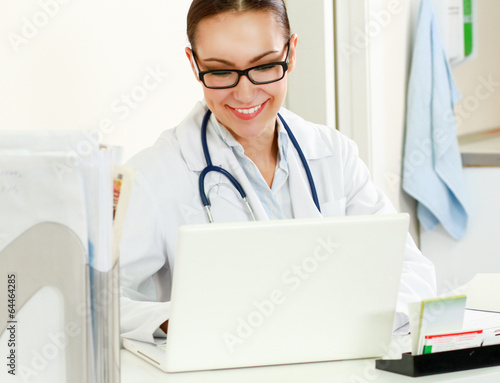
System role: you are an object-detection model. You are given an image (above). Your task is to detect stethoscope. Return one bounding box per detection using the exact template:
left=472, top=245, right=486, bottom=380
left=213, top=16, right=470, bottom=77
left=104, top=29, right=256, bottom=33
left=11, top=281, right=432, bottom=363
left=199, top=109, right=320, bottom=223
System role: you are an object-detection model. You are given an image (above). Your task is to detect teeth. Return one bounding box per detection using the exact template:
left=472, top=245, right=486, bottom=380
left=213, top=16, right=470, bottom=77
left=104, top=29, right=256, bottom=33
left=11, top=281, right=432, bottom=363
left=235, top=104, right=262, bottom=114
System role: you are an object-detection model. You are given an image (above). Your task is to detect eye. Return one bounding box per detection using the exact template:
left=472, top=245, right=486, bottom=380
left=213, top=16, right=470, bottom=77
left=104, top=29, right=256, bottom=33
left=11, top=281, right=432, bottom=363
left=209, top=70, right=234, bottom=77
left=254, top=64, right=279, bottom=72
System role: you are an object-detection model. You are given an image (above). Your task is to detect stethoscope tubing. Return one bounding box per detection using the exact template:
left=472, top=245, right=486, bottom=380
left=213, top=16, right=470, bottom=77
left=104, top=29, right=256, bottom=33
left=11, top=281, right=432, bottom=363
left=199, top=109, right=320, bottom=222
left=277, top=113, right=320, bottom=211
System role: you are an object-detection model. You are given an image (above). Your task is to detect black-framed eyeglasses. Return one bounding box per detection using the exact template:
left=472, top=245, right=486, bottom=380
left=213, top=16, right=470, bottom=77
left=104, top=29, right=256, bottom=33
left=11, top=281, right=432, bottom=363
left=192, top=40, right=291, bottom=89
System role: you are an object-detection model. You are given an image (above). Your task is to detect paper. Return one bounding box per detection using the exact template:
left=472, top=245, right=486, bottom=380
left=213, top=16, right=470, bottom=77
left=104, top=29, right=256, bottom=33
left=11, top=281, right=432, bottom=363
left=431, top=0, right=465, bottom=64
left=409, top=295, right=466, bottom=355
left=464, top=309, right=500, bottom=328
left=0, top=132, right=119, bottom=383
left=0, top=150, right=88, bottom=254
left=421, top=329, right=483, bottom=354
left=464, top=309, right=500, bottom=347
left=112, top=165, right=136, bottom=264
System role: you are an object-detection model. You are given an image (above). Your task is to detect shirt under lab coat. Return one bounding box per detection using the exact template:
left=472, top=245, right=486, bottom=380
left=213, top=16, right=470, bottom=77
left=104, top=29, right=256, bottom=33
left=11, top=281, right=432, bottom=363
left=119, top=101, right=437, bottom=344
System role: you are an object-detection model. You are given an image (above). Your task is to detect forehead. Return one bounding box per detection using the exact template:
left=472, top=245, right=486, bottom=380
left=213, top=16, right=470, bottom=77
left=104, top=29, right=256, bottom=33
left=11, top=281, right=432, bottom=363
left=194, top=11, right=286, bottom=62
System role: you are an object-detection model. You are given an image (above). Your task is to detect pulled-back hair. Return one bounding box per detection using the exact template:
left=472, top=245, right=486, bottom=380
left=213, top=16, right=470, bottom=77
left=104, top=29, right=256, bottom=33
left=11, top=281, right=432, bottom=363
left=187, top=0, right=291, bottom=50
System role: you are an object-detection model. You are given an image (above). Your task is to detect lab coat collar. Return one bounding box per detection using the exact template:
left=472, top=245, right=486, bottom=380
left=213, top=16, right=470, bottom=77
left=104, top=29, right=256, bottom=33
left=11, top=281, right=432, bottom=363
left=288, top=149, right=323, bottom=219
left=175, top=101, right=231, bottom=172
left=275, top=109, right=330, bottom=219
left=276, top=107, right=333, bottom=160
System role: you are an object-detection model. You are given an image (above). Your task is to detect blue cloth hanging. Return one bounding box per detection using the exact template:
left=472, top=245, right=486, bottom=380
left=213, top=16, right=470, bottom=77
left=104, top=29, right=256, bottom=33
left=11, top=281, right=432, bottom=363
left=402, top=0, right=469, bottom=240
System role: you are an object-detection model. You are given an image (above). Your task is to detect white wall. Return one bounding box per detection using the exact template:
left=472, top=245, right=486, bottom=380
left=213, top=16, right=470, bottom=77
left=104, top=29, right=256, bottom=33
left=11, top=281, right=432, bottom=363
left=0, top=0, right=202, bottom=162
left=363, top=0, right=500, bottom=248
left=379, top=0, right=422, bottom=240
left=286, top=0, right=335, bottom=128
left=335, top=0, right=422, bottom=239
left=6, top=0, right=490, bottom=244
left=0, top=0, right=338, bottom=162
left=374, top=0, right=500, bottom=242
left=421, top=167, right=500, bottom=294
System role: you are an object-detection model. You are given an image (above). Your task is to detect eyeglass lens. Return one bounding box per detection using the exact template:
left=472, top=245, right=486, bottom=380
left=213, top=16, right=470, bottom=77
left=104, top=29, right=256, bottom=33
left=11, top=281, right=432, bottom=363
left=203, top=64, right=285, bottom=88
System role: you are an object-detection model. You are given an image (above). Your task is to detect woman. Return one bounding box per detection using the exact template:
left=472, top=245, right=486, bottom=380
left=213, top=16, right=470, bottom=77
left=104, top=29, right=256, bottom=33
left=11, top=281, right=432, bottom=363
left=120, top=0, right=436, bottom=343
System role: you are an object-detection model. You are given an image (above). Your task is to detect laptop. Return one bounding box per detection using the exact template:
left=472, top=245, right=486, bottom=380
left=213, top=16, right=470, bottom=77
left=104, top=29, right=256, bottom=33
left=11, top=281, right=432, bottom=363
left=123, top=213, right=409, bottom=372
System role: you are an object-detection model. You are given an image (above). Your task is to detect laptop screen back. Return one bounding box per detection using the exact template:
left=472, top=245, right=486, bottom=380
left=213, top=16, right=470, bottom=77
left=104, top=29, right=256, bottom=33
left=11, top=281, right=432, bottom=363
left=165, top=214, right=409, bottom=372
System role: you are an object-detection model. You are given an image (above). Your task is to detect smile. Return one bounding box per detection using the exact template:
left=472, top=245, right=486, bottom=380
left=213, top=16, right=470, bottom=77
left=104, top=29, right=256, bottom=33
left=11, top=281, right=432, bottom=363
left=228, top=100, right=268, bottom=120
left=235, top=104, right=262, bottom=114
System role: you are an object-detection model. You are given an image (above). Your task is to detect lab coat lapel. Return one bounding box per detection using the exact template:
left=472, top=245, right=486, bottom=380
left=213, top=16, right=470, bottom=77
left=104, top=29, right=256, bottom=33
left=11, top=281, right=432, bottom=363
left=175, top=102, right=212, bottom=172
left=288, top=142, right=323, bottom=219
left=277, top=109, right=324, bottom=219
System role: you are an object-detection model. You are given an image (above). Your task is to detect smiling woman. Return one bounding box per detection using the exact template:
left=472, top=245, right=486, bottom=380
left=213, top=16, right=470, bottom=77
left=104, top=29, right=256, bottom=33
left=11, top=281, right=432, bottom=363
left=185, top=10, right=297, bottom=174
left=118, top=0, right=437, bottom=346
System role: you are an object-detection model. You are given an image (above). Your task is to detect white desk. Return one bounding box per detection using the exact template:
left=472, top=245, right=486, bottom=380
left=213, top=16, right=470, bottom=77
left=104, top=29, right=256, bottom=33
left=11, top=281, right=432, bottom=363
left=121, top=336, right=500, bottom=383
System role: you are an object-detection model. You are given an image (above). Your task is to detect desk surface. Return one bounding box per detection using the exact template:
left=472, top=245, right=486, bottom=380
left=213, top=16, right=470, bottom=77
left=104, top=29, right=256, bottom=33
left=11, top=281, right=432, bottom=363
left=120, top=336, right=500, bottom=383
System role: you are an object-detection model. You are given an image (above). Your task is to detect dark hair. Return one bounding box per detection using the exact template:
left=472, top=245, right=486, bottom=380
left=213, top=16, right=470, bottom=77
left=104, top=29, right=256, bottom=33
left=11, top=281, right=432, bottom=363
left=187, top=0, right=291, bottom=50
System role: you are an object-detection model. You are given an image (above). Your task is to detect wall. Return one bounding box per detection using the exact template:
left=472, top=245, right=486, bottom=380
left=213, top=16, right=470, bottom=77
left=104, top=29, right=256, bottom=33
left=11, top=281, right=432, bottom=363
left=4, top=0, right=488, bottom=244
left=377, top=0, right=500, bottom=243
left=334, top=0, right=422, bottom=240
left=379, top=0, right=422, bottom=240
left=0, top=0, right=202, bottom=162
left=0, top=0, right=338, bottom=162
left=286, top=0, right=335, bottom=128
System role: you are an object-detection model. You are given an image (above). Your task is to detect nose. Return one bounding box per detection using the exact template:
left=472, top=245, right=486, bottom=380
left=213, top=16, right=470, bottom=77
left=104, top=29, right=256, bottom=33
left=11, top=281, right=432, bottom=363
left=232, top=74, right=258, bottom=103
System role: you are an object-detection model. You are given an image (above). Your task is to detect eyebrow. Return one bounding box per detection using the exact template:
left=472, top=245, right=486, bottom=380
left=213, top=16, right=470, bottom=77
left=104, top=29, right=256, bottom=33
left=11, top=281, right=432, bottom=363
left=201, top=49, right=280, bottom=67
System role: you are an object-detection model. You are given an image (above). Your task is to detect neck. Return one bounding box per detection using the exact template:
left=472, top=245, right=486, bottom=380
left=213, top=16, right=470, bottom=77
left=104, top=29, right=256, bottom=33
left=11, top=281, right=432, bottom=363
left=238, top=127, right=279, bottom=189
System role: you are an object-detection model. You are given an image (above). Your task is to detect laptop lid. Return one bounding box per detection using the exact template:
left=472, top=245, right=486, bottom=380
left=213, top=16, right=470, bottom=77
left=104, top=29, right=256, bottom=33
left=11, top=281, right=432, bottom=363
left=163, top=213, right=409, bottom=372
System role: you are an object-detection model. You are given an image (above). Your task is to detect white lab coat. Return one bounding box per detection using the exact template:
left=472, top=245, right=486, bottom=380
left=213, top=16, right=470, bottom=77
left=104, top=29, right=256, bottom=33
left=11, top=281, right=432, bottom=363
left=119, top=101, right=436, bottom=343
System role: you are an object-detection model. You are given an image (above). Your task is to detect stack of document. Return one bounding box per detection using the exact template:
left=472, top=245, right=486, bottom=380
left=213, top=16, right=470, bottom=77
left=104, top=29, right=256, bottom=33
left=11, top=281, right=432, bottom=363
left=0, top=132, right=119, bottom=383
left=409, top=295, right=500, bottom=355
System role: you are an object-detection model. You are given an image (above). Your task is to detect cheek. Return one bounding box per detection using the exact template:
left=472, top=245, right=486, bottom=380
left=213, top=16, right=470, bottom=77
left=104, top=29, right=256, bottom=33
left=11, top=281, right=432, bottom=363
left=266, top=81, right=288, bottom=104
left=203, top=81, right=288, bottom=109
left=203, top=88, right=231, bottom=107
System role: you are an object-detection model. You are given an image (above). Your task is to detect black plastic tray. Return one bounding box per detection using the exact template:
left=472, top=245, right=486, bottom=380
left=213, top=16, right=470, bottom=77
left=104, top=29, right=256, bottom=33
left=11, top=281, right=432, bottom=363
left=375, top=344, right=500, bottom=377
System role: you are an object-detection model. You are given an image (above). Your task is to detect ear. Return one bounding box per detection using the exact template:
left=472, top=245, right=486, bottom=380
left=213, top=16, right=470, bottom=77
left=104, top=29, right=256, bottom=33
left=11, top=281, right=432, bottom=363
left=185, top=47, right=201, bottom=82
left=286, top=33, right=299, bottom=73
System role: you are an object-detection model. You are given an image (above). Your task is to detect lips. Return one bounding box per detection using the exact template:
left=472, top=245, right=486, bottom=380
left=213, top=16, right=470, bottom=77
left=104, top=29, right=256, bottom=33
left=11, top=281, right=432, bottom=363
left=228, top=100, right=269, bottom=120
left=235, top=105, right=262, bottom=114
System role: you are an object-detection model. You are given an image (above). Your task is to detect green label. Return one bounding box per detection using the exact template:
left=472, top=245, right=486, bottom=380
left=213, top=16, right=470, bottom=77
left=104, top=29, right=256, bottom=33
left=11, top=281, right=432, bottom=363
left=463, top=0, right=473, bottom=56
left=422, top=345, right=433, bottom=355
